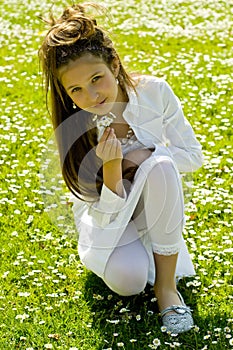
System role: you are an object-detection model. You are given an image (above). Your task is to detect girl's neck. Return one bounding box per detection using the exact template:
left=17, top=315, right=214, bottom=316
left=111, top=86, right=129, bottom=121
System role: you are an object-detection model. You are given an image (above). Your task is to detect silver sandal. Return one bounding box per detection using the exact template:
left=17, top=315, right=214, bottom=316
left=160, top=291, right=194, bottom=334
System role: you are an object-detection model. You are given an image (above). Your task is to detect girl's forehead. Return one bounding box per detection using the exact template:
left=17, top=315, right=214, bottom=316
left=58, top=54, right=107, bottom=79
left=63, top=54, right=105, bottom=70
left=59, top=54, right=109, bottom=87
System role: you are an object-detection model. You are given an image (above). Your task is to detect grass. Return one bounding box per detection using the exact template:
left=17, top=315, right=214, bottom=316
left=0, top=0, right=232, bottom=349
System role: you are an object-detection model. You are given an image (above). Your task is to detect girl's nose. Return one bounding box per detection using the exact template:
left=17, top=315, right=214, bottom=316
left=87, top=87, right=99, bottom=102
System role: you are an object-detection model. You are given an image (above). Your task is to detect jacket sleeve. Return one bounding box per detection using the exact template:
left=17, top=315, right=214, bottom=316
left=72, top=184, right=127, bottom=229
left=153, top=81, right=204, bottom=172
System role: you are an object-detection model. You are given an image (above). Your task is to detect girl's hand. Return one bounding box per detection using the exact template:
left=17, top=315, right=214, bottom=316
left=96, top=127, right=123, bottom=165
left=96, top=128, right=124, bottom=196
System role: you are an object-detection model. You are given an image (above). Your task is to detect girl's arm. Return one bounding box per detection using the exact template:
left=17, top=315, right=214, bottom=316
left=103, top=159, right=124, bottom=198
left=75, top=127, right=126, bottom=228
left=96, top=127, right=124, bottom=197
left=153, top=81, right=204, bottom=172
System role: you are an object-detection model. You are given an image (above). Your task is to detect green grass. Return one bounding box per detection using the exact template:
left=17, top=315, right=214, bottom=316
left=0, top=0, right=232, bottom=349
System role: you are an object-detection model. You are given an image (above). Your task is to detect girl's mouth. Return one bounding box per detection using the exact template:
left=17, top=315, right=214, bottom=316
left=95, top=98, right=107, bottom=107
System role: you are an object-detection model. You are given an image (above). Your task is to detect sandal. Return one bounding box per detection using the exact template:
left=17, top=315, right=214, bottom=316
left=160, top=291, right=193, bottom=334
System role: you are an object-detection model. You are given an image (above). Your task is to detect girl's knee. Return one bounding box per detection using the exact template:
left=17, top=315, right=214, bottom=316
left=104, top=262, right=148, bottom=296
left=148, top=157, right=180, bottom=187
left=104, top=231, right=149, bottom=296
left=152, top=158, right=176, bottom=175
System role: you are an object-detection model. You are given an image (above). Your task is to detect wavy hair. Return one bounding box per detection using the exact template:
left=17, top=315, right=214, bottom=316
left=39, top=3, right=136, bottom=201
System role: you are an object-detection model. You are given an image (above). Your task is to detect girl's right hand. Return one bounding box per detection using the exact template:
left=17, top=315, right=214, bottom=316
left=96, top=127, right=123, bottom=165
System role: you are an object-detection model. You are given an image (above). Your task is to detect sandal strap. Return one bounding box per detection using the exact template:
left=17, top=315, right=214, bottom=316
left=161, top=305, right=192, bottom=317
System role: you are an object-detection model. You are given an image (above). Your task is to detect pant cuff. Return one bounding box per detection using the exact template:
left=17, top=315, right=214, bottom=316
left=152, top=240, right=182, bottom=256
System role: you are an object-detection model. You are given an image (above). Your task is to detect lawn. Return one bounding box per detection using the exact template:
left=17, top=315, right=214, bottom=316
left=0, top=0, right=232, bottom=349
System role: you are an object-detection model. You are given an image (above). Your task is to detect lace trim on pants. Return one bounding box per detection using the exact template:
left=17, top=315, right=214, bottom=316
left=152, top=239, right=182, bottom=256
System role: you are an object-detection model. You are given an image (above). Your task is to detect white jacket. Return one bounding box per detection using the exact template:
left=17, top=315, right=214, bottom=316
left=72, top=76, right=203, bottom=285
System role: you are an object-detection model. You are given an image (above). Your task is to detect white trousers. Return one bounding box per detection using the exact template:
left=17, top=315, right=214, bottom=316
left=104, top=158, right=184, bottom=296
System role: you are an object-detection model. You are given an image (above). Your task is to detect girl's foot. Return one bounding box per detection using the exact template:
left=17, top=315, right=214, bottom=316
left=154, top=287, right=194, bottom=333
left=154, top=287, right=182, bottom=312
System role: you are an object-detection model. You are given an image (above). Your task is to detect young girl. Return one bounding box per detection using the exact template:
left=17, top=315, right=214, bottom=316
left=39, top=3, right=203, bottom=334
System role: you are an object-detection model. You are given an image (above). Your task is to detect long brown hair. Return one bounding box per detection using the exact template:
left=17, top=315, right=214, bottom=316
left=39, top=3, right=136, bottom=201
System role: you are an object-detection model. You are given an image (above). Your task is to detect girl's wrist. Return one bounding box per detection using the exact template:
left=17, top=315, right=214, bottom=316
left=103, top=159, right=124, bottom=197
left=103, top=158, right=122, bottom=168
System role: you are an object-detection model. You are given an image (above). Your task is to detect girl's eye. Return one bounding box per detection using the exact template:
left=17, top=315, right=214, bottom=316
left=71, top=87, right=81, bottom=93
left=92, top=75, right=102, bottom=83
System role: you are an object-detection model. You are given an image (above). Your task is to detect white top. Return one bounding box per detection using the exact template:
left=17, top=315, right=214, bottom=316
left=72, top=75, right=203, bottom=285
left=121, top=135, right=147, bottom=155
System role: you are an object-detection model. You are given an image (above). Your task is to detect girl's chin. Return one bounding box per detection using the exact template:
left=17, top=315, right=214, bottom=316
left=88, top=104, right=115, bottom=116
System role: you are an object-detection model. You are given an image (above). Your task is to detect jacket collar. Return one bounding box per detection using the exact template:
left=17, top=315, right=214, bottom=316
left=123, top=83, right=139, bottom=120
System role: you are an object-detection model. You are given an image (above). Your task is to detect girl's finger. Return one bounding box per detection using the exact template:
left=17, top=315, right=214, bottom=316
left=99, top=127, right=110, bottom=142
left=97, top=128, right=112, bottom=153
left=100, top=127, right=116, bottom=142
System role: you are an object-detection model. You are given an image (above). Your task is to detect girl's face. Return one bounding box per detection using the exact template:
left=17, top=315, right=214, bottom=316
left=59, top=54, right=125, bottom=115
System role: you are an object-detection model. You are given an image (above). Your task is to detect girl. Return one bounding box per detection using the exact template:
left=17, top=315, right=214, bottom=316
left=39, top=3, right=203, bottom=334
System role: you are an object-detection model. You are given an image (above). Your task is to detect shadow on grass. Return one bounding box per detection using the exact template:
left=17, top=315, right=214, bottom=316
left=82, top=272, right=203, bottom=350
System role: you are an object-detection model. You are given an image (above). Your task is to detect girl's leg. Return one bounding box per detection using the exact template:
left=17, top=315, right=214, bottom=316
left=133, top=158, right=184, bottom=310
left=153, top=253, right=179, bottom=311
left=104, top=221, right=150, bottom=296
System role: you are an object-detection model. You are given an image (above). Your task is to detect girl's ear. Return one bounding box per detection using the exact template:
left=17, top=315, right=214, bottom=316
left=111, top=57, right=120, bottom=77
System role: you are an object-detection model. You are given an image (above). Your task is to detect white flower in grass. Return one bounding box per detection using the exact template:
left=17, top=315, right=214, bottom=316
left=69, top=348, right=79, bottom=350
left=46, top=293, right=59, bottom=298
left=11, top=231, right=18, bottom=236
left=229, top=338, right=233, bottom=346
left=117, top=343, right=124, bottom=347
left=48, top=334, right=60, bottom=340
left=204, top=335, right=211, bottom=340
left=2, top=271, right=10, bottom=278
left=38, top=260, right=45, bottom=264
left=44, top=344, right=53, bottom=349
left=106, top=319, right=120, bottom=324
left=119, top=308, right=130, bottom=313
left=153, top=338, right=161, bottom=346
left=224, top=327, right=231, bottom=333
left=161, top=326, right=167, bottom=332
left=136, top=314, right=141, bottom=321
left=171, top=333, right=178, bottom=337
left=15, top=313, right=29, bottom=322
left=93, top=294, right=104, bottom=300
left=18, top=292, right=30, bottom=297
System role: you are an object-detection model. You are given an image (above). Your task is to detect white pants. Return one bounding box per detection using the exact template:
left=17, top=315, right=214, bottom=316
left=104, top=158, right=184, bottom=296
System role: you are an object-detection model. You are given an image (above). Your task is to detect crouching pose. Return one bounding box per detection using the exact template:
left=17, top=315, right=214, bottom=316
left=39, top=2, right=203, bottom=333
